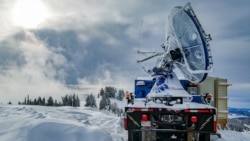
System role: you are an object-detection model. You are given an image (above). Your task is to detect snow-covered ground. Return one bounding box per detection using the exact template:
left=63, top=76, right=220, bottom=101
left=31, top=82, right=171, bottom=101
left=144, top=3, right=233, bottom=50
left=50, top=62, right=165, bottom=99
left=0, top=102, right=250, bottom=141
left=214, top=130, right=250, bottom=141
left=0, top=104, right=127, bottom=141
left=228, top=113, right=249, bottom=119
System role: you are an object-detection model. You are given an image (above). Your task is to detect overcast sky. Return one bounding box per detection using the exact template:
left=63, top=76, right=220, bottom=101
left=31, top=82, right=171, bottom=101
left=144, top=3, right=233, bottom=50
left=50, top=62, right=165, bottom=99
left=0, top=0, right=249, bottom=108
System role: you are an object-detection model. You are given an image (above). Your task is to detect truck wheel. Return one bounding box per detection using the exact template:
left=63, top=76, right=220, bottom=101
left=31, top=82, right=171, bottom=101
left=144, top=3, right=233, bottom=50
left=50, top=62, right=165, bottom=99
left=128, top=130, right=141, bottom=141
left=199, top=133, right=210, bottom=141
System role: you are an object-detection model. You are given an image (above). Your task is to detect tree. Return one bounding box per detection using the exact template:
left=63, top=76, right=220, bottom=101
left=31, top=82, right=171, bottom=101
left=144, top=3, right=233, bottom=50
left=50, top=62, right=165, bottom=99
left=75, top=95, right=80, bottom=107
left=62, top=95, right=66, bottom=106
left=42, top=97, right=46, bottom=105
left=85, top=94, right=97, bottom=108
left=47, top=96, right=54, bottom=106
left=62, top=95, right=68, bottom=106
left=70, top=95, right=74, bottom=106
left=99, top=88, right=105, bottom=97
left=61, top=94, right=80, bottom=107
left=34, top=98, right=37, bottom=105
left=117, top=89, right=125, bottom=101
left=73, top=94, right=76, bottom=107
left=104, top=86, right=117, bottom=98
left=37, top=96, right=42, bottom=105
left=99, top=95, right=110, bottom=110
left=27, top=95, right=29, bottom=105
left=111, top=102, right=118, bottom=114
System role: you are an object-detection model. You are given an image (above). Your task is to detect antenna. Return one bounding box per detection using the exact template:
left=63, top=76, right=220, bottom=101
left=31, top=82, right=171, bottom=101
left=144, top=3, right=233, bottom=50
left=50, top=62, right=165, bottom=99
left=137, top=20, right=143, bottom=52
left=142, top=3, right=213, bottom=99
left=136, top=20, right=163, bottom=74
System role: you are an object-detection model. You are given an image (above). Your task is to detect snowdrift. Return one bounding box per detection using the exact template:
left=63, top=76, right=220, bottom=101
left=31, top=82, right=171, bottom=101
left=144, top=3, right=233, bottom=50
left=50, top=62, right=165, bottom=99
left=27, top=121, right=111, bottom=141
left=0, top=105, right=122, bottom=141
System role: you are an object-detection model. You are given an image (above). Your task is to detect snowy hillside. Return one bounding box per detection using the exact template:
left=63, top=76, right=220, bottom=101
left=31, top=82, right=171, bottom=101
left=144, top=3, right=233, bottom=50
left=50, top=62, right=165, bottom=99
left=0, top=105, right=127, bottom=141
left=0, top=102, right=250, bottom=141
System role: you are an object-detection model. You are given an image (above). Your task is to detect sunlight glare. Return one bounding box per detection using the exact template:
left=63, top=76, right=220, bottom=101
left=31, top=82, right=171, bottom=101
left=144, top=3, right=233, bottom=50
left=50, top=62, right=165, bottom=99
left=12, top=0, right=50, bottom=29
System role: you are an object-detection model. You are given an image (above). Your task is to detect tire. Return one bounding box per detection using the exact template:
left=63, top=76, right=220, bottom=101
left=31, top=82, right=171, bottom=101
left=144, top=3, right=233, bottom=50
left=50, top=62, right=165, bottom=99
left=199, top=133, right=210, bottom=141
left=128, top=130, right=141, bottom=141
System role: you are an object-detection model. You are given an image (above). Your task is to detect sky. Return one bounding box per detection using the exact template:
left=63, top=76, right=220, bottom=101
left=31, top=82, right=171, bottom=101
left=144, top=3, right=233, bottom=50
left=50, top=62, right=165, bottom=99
left=0, top=0, right=249, bottom=108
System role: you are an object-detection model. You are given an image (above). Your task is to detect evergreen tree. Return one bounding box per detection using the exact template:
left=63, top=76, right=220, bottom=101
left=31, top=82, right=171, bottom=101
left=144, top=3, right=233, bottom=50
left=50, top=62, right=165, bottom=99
left=111, top=102, right=118, bottom=114
left=75, top=95, right=80, bottom=107
left=42, top=97, right=46, bottom=105
left=61, top=94, right=80, bottom=107
left=99, top=96, right=107, bottom=110
left=37, top=96, right=42, bottom=105
left=117, top=89, right=125, bottom=101
left=104, top=86, right=116, bottom=98
left=54, top=100, right=58, bottom=106
left=99, top=95, right=110, bottom=110
left=47, top=96, right=54, bottom=106
left=27, top=95, right=29, bottom=105
left=62, top=95, right=66, bottom=106
left=73, top=94, right=76, bottom=107
left=34, top=98, right=37, bottom=105
left=62, top=95, right=69, bottom=106
left=99, top=88, right=105, bottom=97
left=68, top=95, right=73, bottom=106
left=85, top=94, right=97, bottom=108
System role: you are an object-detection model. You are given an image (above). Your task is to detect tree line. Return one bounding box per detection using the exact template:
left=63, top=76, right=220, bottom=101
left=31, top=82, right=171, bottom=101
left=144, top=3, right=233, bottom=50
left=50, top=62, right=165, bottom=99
left=8, top=86, right=125, bottom=116
left=19, top=94, right=80, bottom=107
left=85, top=86, right=125, bottom=116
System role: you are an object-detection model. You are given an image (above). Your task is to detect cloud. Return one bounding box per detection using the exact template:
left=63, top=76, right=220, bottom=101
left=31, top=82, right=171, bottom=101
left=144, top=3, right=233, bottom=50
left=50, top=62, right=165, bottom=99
left=0, top=0, right=250, bottom=108
left=0, top=31, right=72, bottom=103
left=228, top=83, right=250, bottom=108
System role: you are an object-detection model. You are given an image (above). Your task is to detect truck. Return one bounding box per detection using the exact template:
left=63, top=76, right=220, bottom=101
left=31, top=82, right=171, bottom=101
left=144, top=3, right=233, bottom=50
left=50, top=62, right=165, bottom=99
left=124, top=78, right=220, bottom=141
left=123, top=3, right=221, bottom=141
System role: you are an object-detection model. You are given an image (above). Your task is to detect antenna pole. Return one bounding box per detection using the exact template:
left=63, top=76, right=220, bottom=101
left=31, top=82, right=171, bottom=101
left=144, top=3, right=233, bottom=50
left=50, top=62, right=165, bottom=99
left=137, top=20, right=143, bottom=52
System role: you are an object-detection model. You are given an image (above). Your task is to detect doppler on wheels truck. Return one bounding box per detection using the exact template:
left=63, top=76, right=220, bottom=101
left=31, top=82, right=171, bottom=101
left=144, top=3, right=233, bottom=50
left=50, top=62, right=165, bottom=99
left=123, top=3, right=221, bottom=141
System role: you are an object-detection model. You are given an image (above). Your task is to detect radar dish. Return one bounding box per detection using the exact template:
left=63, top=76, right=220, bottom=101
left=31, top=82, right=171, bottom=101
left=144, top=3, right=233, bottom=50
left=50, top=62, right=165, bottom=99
left=137, top=3, right=213, bottom=98
left=165, top=3, right=213, bottom=83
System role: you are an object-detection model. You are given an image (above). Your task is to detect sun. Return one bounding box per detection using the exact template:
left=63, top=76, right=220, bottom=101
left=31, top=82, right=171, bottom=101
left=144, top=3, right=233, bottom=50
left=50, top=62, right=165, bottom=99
left=12, top=0, right=50, bottom=29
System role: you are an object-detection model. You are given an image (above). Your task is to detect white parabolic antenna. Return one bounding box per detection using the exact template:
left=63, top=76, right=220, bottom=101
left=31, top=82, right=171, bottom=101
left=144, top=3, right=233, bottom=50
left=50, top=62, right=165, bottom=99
left=137, top=3, right=213, bottom=99
left=167, top=3, right=213, bottom=83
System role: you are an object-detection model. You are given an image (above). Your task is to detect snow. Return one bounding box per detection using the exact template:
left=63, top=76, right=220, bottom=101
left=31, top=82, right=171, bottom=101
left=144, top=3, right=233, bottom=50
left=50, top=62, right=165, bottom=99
left=0, top=105, right=126, bottom=141
left=213, top=130, right=250, bottom=141
left=228, top=113, right=248, bottom=119
left=129, top=98, right=215, bottom=110
left=0, top=101, right=250, bottom=141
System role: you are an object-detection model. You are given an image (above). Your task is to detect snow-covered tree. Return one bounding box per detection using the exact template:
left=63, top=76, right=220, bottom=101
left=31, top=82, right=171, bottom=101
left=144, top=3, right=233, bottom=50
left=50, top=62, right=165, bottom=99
left=62, top=94, right=80, bottom=107
left=99, top=95, right=110, bottom=110
left=85, top=94, right=97, bottom=108
left=104, top=86, right=117, bottom=98
left=99, top=88, right=105, bottom=97
left=117, top=89, right=125, bottom=101
left=111, top=102, right=118, bottom=114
